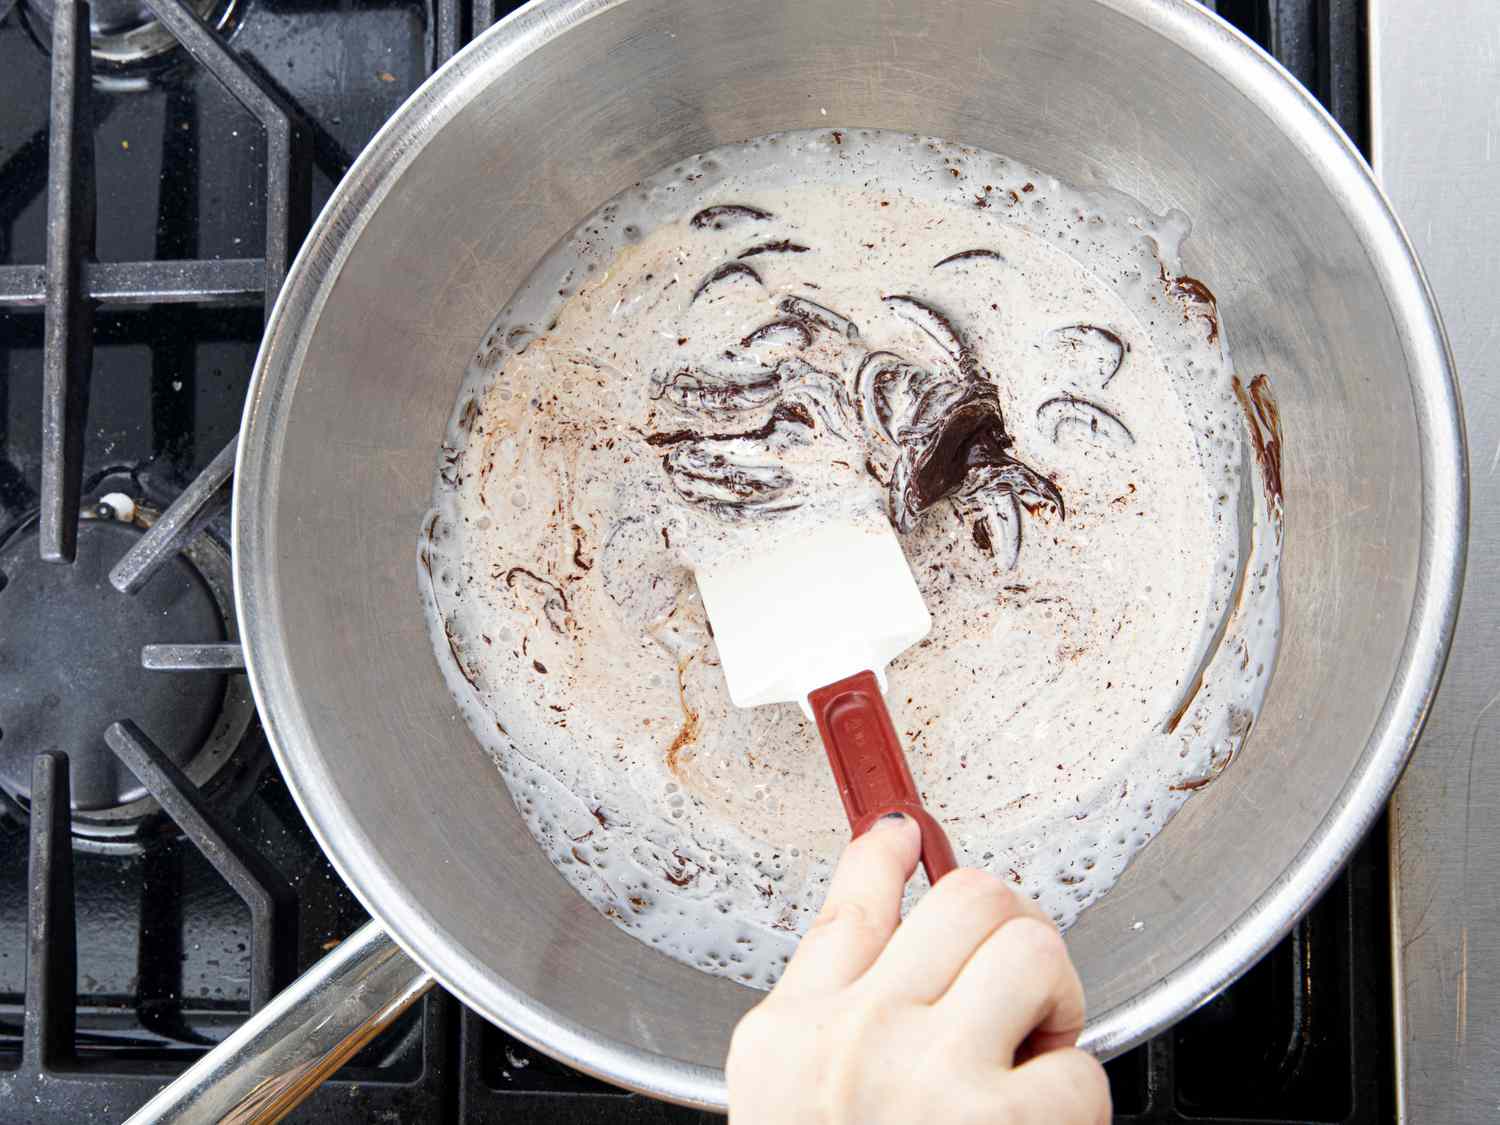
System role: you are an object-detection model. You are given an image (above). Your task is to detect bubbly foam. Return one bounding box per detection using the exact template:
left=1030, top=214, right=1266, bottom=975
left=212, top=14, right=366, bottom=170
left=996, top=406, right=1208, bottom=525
left=420, top=129, right=1282, bottom=990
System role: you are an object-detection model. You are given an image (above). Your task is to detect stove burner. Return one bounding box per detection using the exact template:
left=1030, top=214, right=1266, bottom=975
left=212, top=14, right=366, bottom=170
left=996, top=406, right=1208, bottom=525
left=0, top=508, right=256, bottom=837
left=22, top=0, right=237, bottom=67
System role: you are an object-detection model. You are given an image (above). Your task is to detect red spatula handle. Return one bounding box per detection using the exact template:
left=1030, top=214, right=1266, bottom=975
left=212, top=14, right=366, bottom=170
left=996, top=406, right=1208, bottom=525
left=808, top=670, right=958, bottom=885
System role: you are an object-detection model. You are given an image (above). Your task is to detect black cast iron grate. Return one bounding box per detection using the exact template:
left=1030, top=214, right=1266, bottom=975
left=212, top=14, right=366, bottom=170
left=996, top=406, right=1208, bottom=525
left=0, top=1, right=1388, bottom=1121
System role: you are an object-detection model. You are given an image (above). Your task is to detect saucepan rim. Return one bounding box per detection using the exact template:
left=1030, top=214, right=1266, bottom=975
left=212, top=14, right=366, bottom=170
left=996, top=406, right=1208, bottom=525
left=232, top=0, right=1467, bottom=1108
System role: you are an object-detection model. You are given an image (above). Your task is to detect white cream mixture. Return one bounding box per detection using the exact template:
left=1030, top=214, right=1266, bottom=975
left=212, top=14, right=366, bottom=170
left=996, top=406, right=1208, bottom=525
left=420, top=130, right=1283, bottom=989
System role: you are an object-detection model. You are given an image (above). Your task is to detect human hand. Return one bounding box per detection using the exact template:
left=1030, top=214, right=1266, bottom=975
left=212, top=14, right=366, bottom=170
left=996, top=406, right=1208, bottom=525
left=727, top=814, right=1110, bottom=1124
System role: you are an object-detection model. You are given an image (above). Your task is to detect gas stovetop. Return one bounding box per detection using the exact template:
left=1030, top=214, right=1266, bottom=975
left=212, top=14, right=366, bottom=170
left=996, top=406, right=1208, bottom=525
left=0, top=1, right=1393, bottom=1121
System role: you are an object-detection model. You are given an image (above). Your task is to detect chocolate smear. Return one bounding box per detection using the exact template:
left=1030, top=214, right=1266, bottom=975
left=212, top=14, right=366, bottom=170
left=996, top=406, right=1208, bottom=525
left=651, top=366, right=781, bottom=416
left=740, top=318, right=813, bottom=350
left=972, top=516, right=994, bottom=553
left=692, top=261, right=763, bottom=303
left=690, top=204, right=774, bottom=229
left=1233, top=374, right=1283, bottom=519
left=1162, top=268, right=1220, bottom=344
left=1047, top=324, right=1128, bottom=387
left=854, top=350, right=920, bottom=441
left=504, top=567, right=572, bottom=634
left=737, top=240, right=810, bottom=259
left=647, top=400, right=815, bottom=447
left=933, top=248, right=1005, bottom=269
left=882, top=294, right=978, bottom=381
left=1036, top=395, right=1134, bottom=447
left=779, top=295, right=859, bottom=340
left=894, top=383, right=1064, bottom=530
left=883, top=294, right=965, bottom=362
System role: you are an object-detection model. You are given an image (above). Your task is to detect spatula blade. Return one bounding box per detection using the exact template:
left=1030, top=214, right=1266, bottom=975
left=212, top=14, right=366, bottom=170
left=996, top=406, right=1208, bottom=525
left=695, top=518, right=930, bottom=709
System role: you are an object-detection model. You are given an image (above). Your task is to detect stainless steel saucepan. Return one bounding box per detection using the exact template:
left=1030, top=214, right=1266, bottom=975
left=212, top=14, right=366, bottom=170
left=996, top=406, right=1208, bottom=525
left=129, top=0, right=1466, bottom=1119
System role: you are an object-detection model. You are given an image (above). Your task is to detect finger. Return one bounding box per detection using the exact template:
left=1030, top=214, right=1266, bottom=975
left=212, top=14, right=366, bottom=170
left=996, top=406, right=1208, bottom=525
left=773, top=814, right=920, bottom=996
left=937, top=916, right=1085, bottom=1063
left=860, top=867, right=1049, bottom=1003
left=979, top=1047, right=1111, bottom=1125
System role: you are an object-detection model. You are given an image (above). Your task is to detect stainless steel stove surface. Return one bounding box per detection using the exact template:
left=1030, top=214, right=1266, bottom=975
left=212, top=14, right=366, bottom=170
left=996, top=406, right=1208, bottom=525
left=0, top=2, right=1395, bottom=1121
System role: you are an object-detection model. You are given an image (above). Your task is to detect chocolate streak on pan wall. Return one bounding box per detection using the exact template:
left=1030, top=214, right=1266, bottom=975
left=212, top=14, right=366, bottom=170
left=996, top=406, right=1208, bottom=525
left=1165, top=373, right=1284, bottom=737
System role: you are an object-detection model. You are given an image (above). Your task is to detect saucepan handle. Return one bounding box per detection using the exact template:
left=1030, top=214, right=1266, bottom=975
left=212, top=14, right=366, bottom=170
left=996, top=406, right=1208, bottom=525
left=124, top=920, right=435, bottom=1124
left=807, top=670, right=959, bottom=885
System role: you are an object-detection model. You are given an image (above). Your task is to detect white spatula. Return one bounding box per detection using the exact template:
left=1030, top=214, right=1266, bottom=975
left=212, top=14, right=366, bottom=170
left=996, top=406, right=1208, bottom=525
left=696, top=517, right=958, bottom=883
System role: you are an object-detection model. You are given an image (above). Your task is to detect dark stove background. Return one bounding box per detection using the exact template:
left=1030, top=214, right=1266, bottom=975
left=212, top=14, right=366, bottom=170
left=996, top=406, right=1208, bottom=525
left=0, top=1, right=1390, bottom=1121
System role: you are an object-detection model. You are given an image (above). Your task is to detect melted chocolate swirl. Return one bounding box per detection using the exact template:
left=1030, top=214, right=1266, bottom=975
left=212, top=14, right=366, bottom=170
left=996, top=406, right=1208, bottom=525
left=647, top=291, right=1064, bottom=553
left=892, top=382, right=1064, bottom=530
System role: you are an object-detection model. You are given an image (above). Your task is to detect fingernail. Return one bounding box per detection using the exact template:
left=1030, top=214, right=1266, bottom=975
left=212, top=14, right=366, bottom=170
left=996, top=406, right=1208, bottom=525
left=873, top=812, right=910, bottom=829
